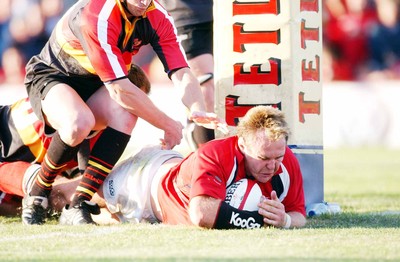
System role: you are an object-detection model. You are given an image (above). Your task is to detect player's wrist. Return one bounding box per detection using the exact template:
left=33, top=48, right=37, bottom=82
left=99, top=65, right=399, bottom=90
left=214, top=201, right=264, bottom=229
left=283, top=213, right=291, bottom=229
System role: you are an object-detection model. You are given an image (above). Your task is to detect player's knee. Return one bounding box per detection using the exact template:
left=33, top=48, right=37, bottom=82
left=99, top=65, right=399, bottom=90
left=60, top=113, right=95, bottom=143
left=107, top=106, right=138, bottom=132
left=77, top=113, right=96, bottom=134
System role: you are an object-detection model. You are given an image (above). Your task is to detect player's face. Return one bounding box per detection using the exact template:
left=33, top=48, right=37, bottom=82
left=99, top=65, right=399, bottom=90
left=125, top=0, right=152, bottom=16
left=239, top=135, right=286, bottom=184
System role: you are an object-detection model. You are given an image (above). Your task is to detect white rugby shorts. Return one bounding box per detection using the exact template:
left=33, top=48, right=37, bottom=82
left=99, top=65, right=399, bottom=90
left=101, top=145, right=182, bottom=223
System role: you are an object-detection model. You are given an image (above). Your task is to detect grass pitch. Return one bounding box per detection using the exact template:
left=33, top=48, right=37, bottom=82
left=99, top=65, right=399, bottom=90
left=0, top=147, right=399, bottom=261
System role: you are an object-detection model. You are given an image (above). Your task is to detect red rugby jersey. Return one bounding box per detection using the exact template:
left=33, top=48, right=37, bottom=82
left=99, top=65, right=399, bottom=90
left=158, top=136, right=306, bottom=225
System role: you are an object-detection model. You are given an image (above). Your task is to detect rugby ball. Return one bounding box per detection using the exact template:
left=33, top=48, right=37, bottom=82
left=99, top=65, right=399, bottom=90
left=225, top=179, right=262, bottom=211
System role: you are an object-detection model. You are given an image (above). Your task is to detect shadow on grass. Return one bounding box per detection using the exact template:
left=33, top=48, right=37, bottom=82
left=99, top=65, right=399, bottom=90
left=304, top=212, right=400, bottom=228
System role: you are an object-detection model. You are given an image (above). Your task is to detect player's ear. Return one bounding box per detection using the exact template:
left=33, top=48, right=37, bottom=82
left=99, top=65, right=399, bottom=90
left=238, top=137, right=246, bottom=152
left=128, top=64, right=151, bottom=95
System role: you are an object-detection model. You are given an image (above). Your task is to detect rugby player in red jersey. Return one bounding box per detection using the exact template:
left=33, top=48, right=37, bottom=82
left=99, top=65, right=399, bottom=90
left=1, top=106, right=306, bottom=229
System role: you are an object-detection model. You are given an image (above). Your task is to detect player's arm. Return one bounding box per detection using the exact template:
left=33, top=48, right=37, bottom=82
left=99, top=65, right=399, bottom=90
left=106, top=77, right=177, bottom=130
left=170, top=68, right=229, bottom=134
left=286, top=211, right=306, bottom=228
left=170, top=67, right=206, bottom=113
left=189, top=195, right=219, bottom=228
left=105, top=78, right=183, bottom=149
left=189, top=195, right=265, bottom=229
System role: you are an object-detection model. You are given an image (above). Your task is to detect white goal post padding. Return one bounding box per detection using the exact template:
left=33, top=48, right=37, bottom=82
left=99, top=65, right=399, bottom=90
left=214, top=0, right=323, bottom=206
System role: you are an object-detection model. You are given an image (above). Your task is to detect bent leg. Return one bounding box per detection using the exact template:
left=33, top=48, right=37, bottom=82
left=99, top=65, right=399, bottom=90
left=42, top=83, right=95, bottom=145
left=30, top=84, right=95, bottom=198
left=186, top=54, right=215, bottom=148
left=67, top=86, right=136, bottom=212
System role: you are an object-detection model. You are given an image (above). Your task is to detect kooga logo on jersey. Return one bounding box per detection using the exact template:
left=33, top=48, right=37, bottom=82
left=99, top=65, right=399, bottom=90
left=229, top=211, right=261, bottom=229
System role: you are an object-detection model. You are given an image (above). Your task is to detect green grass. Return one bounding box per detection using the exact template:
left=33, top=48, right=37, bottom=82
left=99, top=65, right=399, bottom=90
left=1, top=147, right=399, bottom=261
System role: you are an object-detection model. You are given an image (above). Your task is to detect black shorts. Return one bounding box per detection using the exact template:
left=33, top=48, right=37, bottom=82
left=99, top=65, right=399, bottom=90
left=25, top=66, right=104, bottom=134
left=177, top=21, right=213, bottom=59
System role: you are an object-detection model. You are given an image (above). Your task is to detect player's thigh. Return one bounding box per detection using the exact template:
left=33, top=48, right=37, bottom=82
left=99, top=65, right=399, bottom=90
left=86, top=85, right=138, bottom=132
left=42, top=83, right=94, bottom=130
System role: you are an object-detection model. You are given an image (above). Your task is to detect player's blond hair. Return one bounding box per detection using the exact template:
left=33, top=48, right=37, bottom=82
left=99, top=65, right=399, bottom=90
left=237, top=106, right=290, bottom=144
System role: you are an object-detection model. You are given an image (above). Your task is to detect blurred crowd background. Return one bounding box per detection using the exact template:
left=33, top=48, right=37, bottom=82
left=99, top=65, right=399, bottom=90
left=324, top=0, right=400, bottom=82
left=2, top=0, right=400, bottom=85
left=0, top=0, right=73, bottom=85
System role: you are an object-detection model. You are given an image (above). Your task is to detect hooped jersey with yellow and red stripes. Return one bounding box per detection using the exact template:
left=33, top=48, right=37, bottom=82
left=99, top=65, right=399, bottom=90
left=0, top=98, right=49, bottom=163
left=25, top=0, right=188, bottom=83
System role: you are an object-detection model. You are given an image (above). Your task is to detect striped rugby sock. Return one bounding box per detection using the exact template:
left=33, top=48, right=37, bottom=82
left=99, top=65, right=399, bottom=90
left=30, top=132, right=80, bottom=197
left=71, top=127, right=130, bottom=207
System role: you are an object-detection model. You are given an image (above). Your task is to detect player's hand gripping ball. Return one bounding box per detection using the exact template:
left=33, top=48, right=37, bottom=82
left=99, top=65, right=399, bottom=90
left=225, top=179, right=262, bottom=211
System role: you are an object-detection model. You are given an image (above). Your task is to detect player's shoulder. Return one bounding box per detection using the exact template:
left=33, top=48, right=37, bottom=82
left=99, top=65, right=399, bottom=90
left=143, top=2, right=175, bottom=31
left=199, top=136, right=238, bottom=156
